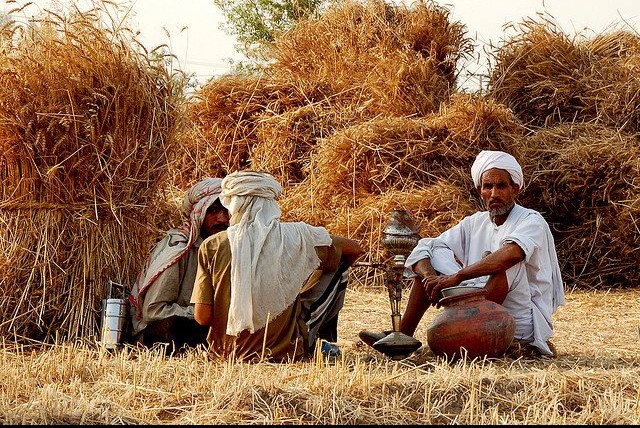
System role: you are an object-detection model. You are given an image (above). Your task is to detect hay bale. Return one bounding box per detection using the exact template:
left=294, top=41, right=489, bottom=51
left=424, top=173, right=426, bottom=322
left=251, top=100, right=364, bottom=186
left=268, top=0, right=473, bottom=117
left=0, top=3, right=184, bottom=340
left=425, top=93, right=524, bottom=151
left=487, top=18, right=593, bottom=127
left=298, top=96, right=523, bottom=209
left=304, top=117, right=461, bottom=207
left=489, top=19, right=640, bottom=133
left=586, top=30, right=640, bottom=59
left=180, top=0, right=479, bottom=191
left=517, top=123, right=640, bottom=289
left=172, top=74, right=309, bottom=188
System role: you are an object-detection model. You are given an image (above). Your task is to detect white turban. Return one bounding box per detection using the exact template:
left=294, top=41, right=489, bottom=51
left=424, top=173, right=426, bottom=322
left=471, top=150, right=524, bottom=189
left=220, top=171, right=331, bottom=336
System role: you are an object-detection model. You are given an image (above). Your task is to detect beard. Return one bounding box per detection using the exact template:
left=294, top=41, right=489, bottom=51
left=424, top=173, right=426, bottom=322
left=488, top=200, right=515, bottom=217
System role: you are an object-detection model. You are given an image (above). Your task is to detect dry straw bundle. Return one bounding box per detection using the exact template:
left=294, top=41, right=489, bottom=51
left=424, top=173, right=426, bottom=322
left=518, top=123, right=640, bottom=289
left=0, top=2, right=185, bottom=340
left=487, top=18, right=594, bottom=127
left=488, top=18, right=640, bottom=133
left=269, top=0, right=473, bottom=117
left=175, top=0, right=474, bottom=189
left=251, top=98, right=365, bottom=187
left=173, top=74, right=309, bottom=188
left=584, top=31, right=640, bottom=133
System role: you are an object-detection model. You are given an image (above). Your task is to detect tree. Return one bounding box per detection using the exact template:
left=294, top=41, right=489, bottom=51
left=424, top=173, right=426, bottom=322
left=213, top=0, right=328, bottom=61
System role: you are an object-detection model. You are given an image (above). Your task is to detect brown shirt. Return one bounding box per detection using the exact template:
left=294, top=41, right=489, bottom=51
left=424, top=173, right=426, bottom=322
left=191, top=231, right=312, bottom=362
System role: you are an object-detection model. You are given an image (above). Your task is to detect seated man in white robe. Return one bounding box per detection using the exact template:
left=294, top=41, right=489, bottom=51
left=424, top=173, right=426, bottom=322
left=360, top=150, right=565, bottom=358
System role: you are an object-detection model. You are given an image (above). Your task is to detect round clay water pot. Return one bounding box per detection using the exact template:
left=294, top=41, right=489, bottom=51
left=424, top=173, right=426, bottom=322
left=427, top=287, right=515, bottom=360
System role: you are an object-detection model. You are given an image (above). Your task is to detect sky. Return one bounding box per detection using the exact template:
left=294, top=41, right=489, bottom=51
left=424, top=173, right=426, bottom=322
left=4, top=0, right=640, bottom=89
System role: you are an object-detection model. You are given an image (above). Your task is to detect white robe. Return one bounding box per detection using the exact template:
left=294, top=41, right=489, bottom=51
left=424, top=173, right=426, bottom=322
left=405, top=204, right=565, bottom=355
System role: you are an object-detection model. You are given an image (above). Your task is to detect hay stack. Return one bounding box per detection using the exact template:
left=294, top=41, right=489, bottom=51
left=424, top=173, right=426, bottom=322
left=251, top=99, right=364, bottom=186
left=175, top=0, right=474, bottom=189
left=281, top=94, right=523, bottom=214
left=488, top=19, right=640, bottom=133
left=175, top=0, right=475, bottom=194
left=269, top=0, right=473, bottom=117
left=487, top=18, right=593, bottom=127
left=517, top=123, right=640, bottom=289
left=0, top=3, right=184, bottom=340
left=172, top=75, right=310, bottom=188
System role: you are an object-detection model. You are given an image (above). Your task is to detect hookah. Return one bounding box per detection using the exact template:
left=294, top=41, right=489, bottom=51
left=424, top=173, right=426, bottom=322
left=355, top=209, right=422, bottom=360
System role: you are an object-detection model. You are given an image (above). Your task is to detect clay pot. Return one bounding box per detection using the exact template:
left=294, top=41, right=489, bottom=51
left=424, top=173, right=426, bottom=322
left=427, top=287, right=515, bottom=360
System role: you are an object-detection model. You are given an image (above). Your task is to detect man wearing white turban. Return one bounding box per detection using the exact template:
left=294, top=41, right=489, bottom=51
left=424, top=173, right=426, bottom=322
left=360, top=150, right=565, bottom=358
left=191, top=171, right=363, bottom=362
left=129, top=177, right=230, bottom=354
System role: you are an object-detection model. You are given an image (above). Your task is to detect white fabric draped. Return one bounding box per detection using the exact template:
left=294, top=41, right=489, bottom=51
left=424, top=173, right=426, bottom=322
left=220, top=171, right=331, bottom=336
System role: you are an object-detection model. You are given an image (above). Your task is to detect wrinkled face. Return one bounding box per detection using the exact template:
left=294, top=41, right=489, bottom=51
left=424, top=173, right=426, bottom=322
left=200, top=200, right=230, bottom=239
left=478, top=168, right=520, bottom=218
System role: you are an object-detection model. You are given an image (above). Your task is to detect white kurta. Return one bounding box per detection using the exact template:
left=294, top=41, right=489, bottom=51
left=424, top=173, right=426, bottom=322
left=405, top=204, right=565, bottom=355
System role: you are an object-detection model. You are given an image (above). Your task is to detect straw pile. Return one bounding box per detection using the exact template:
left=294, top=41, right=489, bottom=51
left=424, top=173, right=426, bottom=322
left=278, top=93, right=524, bottom=263
left=172, top=75, right=310, bottom=188
left=488, top=17, right=640, bottom=288
left=517, top=123, right=640, bottom=289
left=267, top=0, right=473, bottom=117
left=173, top=0, right=475, bottom=188
left=488, top=18, right=640, bottom=133
left=0, top=2, right=185, bottom=340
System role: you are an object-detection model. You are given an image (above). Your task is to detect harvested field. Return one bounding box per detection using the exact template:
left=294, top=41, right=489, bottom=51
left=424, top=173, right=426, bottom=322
left=0, top=287, right=637, bottom=424
left=1, top=0, right=639, bottom=424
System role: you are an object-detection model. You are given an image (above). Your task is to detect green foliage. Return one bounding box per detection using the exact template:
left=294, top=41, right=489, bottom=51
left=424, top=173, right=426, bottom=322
left=213, top=0, right=328, bottom=60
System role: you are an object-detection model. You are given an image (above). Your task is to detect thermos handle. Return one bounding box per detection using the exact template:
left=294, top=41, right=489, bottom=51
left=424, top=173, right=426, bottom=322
left=107, top=279, right=129, bottom=300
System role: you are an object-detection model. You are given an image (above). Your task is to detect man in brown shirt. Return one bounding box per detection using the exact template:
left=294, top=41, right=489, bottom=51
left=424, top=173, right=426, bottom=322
left=191, top=171, right=363, bottom=362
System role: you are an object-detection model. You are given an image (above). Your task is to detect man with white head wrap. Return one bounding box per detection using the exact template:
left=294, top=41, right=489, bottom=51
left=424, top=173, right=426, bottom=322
left=360, top=150, right=565, bottom=358
left=129, top=177, right=230, bottom=354
left=191, top=171, right=363, bottom=362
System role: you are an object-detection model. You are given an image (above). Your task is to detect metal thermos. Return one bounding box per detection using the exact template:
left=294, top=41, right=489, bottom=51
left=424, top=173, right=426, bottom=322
left=100, top=280, right=129, bottom=350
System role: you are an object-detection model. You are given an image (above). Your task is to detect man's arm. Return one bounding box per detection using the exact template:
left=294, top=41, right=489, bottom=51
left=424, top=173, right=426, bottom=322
left=411, top=258, right=438, bottom=279
left=143, top=262, right=193, bottom=322
left=317, top=235, right=364, bottom=272
left=423, top=242, right=525, bottom=302
left=332, top=235, right=364, bottom=265
left=194, top=303, right=213, bottom=326
left=192, top=240, right=217, bottom=326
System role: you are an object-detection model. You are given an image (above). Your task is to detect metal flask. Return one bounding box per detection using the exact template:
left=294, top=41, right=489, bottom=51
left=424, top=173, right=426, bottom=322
left=100, top=280, right=129, bottom=350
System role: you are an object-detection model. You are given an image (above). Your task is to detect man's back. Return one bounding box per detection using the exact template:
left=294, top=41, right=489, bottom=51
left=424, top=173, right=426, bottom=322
left=192, top=231, right=308, bottom=362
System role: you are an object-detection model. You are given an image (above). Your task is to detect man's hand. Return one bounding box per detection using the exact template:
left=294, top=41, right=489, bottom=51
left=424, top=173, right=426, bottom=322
left=422, top=273, right=461, bottom=307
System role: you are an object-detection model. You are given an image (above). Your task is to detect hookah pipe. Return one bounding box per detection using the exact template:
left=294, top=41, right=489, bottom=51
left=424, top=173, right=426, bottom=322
left=354, top=210, right=422, bottom=360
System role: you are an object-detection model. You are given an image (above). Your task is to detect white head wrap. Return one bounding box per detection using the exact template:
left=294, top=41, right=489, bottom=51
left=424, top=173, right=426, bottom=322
left=220, top=171, right=331, bottom=336
left=471, top=150, right=524, bottom=189
left=130, top=178, right=223, bottom=315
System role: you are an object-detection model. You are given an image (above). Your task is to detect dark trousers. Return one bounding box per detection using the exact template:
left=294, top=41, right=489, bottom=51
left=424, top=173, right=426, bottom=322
left=300, top=257, right=350, bottom=352
left=138, top=315, right=209, bottom=355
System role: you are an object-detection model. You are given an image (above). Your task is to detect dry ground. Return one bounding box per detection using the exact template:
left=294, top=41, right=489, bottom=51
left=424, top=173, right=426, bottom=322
left=0, top=286, right=638, bottom=424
